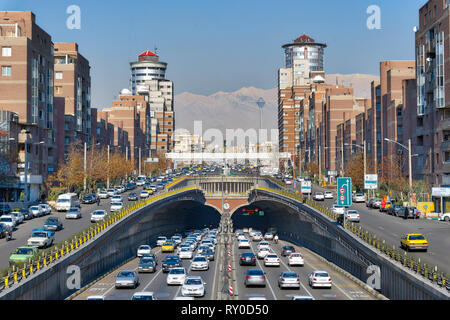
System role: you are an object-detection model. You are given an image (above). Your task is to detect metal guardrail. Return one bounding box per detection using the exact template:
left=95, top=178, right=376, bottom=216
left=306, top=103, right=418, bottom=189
left=0, top=186, right=199, bottom=293
left=255, top=186, right=450, bottom=292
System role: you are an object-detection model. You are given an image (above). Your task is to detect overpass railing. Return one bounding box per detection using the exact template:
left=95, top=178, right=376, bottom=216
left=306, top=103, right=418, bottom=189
left=0, top=186, right=199, bottom=293
left=255, top=186, right=450, bottom=292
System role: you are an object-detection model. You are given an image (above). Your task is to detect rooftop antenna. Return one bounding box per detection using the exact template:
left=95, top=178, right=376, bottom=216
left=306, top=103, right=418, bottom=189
left=154, top=46, right=158, bottom=55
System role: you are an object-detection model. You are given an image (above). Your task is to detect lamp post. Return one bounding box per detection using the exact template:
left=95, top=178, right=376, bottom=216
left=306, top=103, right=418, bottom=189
left=384, top=138, right=413, bottom=205
left=107, top=145, right=110, bottom=189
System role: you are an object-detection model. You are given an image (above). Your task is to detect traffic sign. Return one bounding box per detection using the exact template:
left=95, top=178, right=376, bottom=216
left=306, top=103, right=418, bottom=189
left=337, top=177, right=352, bottom=207
left=364, top=174, right=378, bottom=190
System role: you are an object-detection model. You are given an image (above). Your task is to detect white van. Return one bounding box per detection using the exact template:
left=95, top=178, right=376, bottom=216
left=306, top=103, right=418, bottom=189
left=56, top=193, right=80, bottom=211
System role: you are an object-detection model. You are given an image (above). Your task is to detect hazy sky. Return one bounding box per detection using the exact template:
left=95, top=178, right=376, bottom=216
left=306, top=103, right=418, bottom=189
left=1, top=0, right=426, bottom=108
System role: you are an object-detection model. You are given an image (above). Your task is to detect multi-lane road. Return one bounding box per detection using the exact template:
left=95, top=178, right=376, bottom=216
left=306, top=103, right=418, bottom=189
left=289, top=182, right=450, bottom=274
left=73, top=227, right=379, bottom=300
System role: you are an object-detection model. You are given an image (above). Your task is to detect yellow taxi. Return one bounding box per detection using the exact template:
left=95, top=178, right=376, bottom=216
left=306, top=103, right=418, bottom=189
left=161, top=241, right=175, bottom=253
left=400, top=233, right=428, bottom=252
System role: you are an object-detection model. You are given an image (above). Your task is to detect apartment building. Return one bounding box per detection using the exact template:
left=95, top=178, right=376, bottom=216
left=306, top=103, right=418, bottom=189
left=415, top=0, right=450, bottom=186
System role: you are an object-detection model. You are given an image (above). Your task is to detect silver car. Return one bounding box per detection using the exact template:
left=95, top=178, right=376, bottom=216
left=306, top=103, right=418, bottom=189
left=191, top=256, right=209, bottom=271
left=65, top=207, right=82, bottom=219
left=115, top=270, right=139, bottom=288
left=278, top=271, right=301, bottom=289
left=245, top=269, right=266, bottom=287
left=181, top=276, right=206, bottom=297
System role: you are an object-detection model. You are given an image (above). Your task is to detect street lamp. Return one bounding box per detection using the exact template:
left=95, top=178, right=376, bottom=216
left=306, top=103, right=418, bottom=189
left=384, top=138, right=413, bottom=205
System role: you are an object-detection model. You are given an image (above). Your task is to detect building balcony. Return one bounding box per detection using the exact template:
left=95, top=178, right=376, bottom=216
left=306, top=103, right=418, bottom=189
left=437, top=162, right=450, bottom=174
left=441, top=140, right=450, bottom=152
left=440, top=118, right=450, bottom=131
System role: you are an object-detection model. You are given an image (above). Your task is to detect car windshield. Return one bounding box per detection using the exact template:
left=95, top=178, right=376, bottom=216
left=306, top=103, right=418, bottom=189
left=267, top=254, right=277, bottom=258
left=170, top=269, right=185, bottom=274
left=139, top=246, right=150, bottom=250
left=240, top=240, right=249, bottom=243
left=166, top=256, right=178, bottom=261
left=132, top=295, right=153, bottom=300
left=409, top=235, right=425, bottom=240
left=315, top=272, right=329, bottom=277
left=93, top=211, right=105, bottom=215
left=284, top=246, right=294, bottom=250
left=16, top=248, right=34, bottom=255
left=348, top=211, right=358, bottom=214
left=111, top=202, right=122, bottom=206
left=32, top=232, right=47, bottom=238
left=158, top=237, right=166, bottom=240
left=186, top=278, right=202, bottom=285
left=140, top=258, right=153, bottom=264
left=242, top=253, right=254, bottom=257
left=57, top=199, right=69, bottom=203
left=1, top=217, right=12, bottom=222
left=248, top=270, right=264, bottom=276
left=68, top=208, right=78, bottom=212
left=193, top=257, right=207, bottom=262
left=30, top=206, right=39, bottom=210
left=283, top=272, right=298, bottom=278
left=46, top=218, right=57, bottom=223
left=118, top=271, right=134, bottom=278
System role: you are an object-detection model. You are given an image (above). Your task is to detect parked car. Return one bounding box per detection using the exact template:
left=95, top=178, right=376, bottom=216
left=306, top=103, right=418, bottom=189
left=0, top=203, right=11, bottom=215
left=309, top=270, right=332, bottom=288
left=181, top=276, right=206, bottom=297
left=19, top=208, right=33, bottom=220
left=115, top=270, right=139, bottom=289
left=439, top=212, right=450, bottom=222
left=65, top=207, right=82, bottom=219
left=244, top=269, right=266, bottom=287
left=366, top=198, right=376, bottom=207
left=387, top=204, right=402, bottom=216
left=379, top=201, right=392, bottom=212
left=397, top=206, right=419, bottom=219
left=44, top=217, right=63, bottom=231
left=0, top=215, right=16, bottom=229
left=371, top=199, right=382, bottom=209
left=38, top=203, right=52, bottom=215
left=29, top=205, right=44, bottom=218
left=278, top=271, right=301, bottom=289
left=10, top=211, right=24, bottom=224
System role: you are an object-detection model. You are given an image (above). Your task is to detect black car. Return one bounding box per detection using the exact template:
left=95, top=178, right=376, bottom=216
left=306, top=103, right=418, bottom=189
left=44, top=217, right=63, bottom=231
left=138, top=256, right=156, bottom=273
left=20, top=208, right=33, bottom=220
left=387, top=204, right=402, bottom=216
left=398, top=206, right=419, bottom=219
left=240, top=252, right=256, bottom=266
left=128, top=192, right=138, bottom=201
left=162, top=256, right=181, bottom=273
left=126, top=183, right=136, bottom=191
left=81, top=195, right=96, bottom=204
left=0, top=223, right=7, bottom=238
left=281, top=245, right=295, bottom=256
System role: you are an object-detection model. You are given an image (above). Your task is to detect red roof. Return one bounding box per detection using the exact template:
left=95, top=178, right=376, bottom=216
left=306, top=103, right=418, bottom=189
left=294, top=34, right=315, bottom=43
left=138, top=50, right=158, bottom=57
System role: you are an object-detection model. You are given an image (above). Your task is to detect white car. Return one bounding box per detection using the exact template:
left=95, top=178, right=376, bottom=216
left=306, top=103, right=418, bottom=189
left=237, top=234, right=246, bottom=241
left=353, top=193, right=366, bottom=203
left=177, top=244, right=190, bottom=254
left=98, top=191, right=109, bottom=199
left=38, top=203, right=51, bottom=215
left=439, top=212, right=450, bottom=222
left=288, top=253, right=304, bottom=266
left=137, top=245, right=152, bottom=257
left=179, top=247, right=194, bottom=259
left=111, top=195, right=123, bottom=202
left=140, top=191, right=149, bottom=199
left=0, top=215, right=16, bottom=228
left=238, top=239, right=250, bottom=249
left=156, top=236, right=167, bottom=246
left=285, top=180, right=292, bottom=185
left=257, top=241, right=270, bottom=250
left=65, top=208, right=82, bottom=219
left=106, top=189, right=116, bottom=197
left=29, top=205, right=44, bottom=218
left=257, top=248, right=271, bottom=259
left=264, top=233, right=274, bottom=240
left=324, top=191, right=333, bottom=199
left=181, top=276, right=206, bottom=297
left=252, top=233, right=263, bottom=241
left=346, top=210, right=360, bottom=222
left=110, top=202, right=123, bottom=212
left=131, top=292, right=157, bottom=300
left=27, top=230, right=54, bottom=248
left=309, top=270, right=332, bottom=288
left=264, top=253, right=280, bottom=267
left=332, top=205, right=345, bottom=214
left=175, top=296, right=194, bottom=300
left=167, top=267, right=186, bottom=285
left=313, top=192, right=325, bottom=201
left=136, top=180, right=145, bottom=186
left=191, top=256, right=209, bottom=271
left=10, top=211, right=24, bottom=224
left=91, top=210, right=107, bottom=222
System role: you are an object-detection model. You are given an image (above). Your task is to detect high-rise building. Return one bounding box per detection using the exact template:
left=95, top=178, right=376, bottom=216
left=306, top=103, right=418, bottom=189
left=130, top=50, right=174, bottom=156
left=415, top=0, right=450, bottom=185
left=54, top=42, right=91, bottom=156
left=0, top=11, right=55, bottom=199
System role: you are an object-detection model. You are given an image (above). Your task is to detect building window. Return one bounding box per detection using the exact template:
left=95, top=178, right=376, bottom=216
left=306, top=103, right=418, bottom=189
left=1, top=47, right=11, bottom=57
left=55, top=72, right=63, bottom=80
left=2, top=66, right=11, bottom=76
left=55, top=86, right=63, bottom=94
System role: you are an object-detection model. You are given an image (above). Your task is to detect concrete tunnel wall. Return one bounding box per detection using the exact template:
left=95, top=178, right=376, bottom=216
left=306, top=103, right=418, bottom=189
left=1, top=191, right=220, bottom=300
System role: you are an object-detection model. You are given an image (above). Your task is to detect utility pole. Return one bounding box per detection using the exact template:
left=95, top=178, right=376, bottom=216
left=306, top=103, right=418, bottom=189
left=139, top=147, right=142, bottom=176
left=341, top=139, right=344, bottom=176
left=318, top=145, right=321, bottom=185
left=83, top=142, right=87, bottom=193
left=409, top=138, right=413, bottom=206
left=107, top=145, right=110, bottom=189
left=24, top=131, right=29, bottom=203
left=363, top=140, right=367, bottom=198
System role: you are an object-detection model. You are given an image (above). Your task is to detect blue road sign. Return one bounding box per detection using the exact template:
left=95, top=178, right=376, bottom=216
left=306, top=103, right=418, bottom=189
left=337, top=177, right=352, bottom=207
